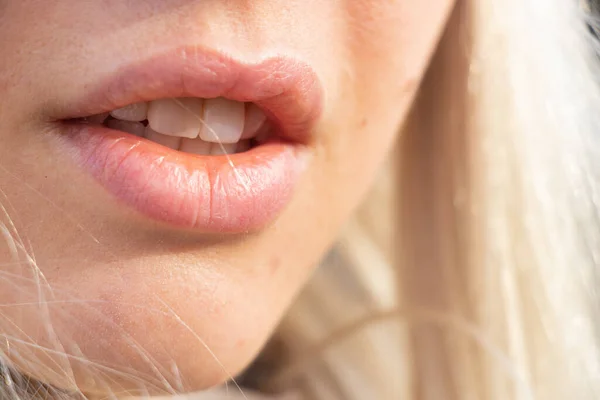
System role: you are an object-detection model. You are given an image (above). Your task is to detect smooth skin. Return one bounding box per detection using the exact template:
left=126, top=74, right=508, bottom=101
left=0, top=0, right=453, bottom=396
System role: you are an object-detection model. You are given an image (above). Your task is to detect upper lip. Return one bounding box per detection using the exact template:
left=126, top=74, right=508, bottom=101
left=58, top=46, right=324, bottom=144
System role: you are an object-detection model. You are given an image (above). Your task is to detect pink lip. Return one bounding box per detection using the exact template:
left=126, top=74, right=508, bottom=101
left=58, top=47, right=323, bottom=232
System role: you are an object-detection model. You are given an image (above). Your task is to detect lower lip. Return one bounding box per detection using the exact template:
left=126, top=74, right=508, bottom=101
left=60, top=125, right=308, bottom=233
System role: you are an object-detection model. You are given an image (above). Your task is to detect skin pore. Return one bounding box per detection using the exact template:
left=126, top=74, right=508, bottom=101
left=0, top=0, right=453, bottom=396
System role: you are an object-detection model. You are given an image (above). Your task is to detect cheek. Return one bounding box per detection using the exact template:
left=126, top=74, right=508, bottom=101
left=318, top=0, right=453, bottom=197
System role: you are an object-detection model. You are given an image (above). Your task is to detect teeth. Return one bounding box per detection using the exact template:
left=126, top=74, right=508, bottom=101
left=210, top=143, right=238, bottom=155
left=147, top=98, right=203, bottom=139
left=241, top=104, right=267, bottom=139
left=236, top=140, right=252, bottom=153
left=199, top=98, right=245, bottom=144
left=144, top=127, right=182, bottom=150
left=98, top=97, right=267, bottom=155
left=180, top=138, right=212, bottom=155
left=106, top=119, right=145, bottom=137
left=110, top=102, right=148, bottom=122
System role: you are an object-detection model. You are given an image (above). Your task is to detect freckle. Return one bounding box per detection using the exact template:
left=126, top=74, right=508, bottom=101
left=401, top=77, right=419, bottom=95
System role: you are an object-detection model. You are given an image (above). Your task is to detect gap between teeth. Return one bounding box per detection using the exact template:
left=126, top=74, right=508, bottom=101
left=95, top=97, right=269, bottom=155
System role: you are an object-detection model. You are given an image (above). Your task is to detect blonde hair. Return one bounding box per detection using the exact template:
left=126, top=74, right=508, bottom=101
left=250, top=0, right=600, bottom=399
left=3, top=0, right=600, bottom=399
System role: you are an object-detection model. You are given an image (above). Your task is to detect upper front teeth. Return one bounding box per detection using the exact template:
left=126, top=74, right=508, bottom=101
left=147, top=98, right=204, bottom=139
left=241, top=103, right=268, bottom=139
left=199, top=98, right=245, bottom=144
left=110, top=102, right=148, bottom=122
left=101, top=97, right=267, bottom=143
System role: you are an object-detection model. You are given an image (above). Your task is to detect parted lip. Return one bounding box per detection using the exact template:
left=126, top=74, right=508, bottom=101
left=58, top=46, right=324, bottom=144
left=55, top=46, right=324, bottom=232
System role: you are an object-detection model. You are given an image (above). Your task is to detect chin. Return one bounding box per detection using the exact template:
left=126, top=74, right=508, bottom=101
left=1, top=261, right=281, bottom=397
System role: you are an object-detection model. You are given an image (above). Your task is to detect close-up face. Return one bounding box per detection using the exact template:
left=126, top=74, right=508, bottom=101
left=0, top=0, right=452, bottom=396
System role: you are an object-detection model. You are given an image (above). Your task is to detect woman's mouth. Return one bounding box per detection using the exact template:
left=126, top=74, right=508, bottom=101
left=54, top=48, right=323, bottom=233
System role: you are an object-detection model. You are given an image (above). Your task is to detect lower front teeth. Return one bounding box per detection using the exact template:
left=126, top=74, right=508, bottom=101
left=144, top=127, right=181, bottom=150
left=101, top=117, right=249, bottom=155
left=210, top=143, right=238, bottom=156
left=180, top=138, right=212, bottom=155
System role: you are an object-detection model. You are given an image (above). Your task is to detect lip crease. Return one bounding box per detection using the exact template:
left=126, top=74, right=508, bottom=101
left=57, top=47, right=323, bottom=233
